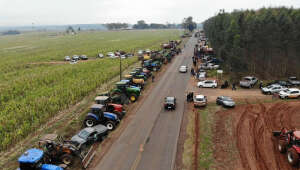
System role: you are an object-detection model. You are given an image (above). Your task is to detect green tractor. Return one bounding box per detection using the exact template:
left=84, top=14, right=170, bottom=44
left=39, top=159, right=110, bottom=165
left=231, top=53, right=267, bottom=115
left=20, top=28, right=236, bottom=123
left=111, top=81, right=141, bottom=102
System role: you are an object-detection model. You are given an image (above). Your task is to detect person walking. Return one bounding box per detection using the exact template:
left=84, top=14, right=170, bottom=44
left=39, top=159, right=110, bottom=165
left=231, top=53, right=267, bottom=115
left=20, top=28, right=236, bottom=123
left=232, top=83, right=236, bottom=91
left=152, top=75, right=155, bottom=82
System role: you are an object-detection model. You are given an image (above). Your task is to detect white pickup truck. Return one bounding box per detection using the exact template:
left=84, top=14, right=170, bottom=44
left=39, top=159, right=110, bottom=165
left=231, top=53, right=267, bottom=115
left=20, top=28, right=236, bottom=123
left=239, top=76, right=258, bottom=88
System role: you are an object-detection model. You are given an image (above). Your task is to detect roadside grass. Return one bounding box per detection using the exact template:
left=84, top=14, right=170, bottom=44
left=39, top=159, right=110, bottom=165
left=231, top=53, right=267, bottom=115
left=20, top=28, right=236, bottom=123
left=182, top=104, right=219, bottom=170
left=182, top=110, right=195, bottom=170
left=197, top=106, right=218, bottom=170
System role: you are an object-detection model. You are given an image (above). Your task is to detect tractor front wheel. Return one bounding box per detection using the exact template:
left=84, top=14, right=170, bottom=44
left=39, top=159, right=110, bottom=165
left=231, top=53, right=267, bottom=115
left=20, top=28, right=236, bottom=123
left=129, top=94, right=137, bottom=102
left=278, top=140, right=287, bottom=153
left=60, top=154, right=73, bottom=165
left=287, top=148, right=299, bottom=166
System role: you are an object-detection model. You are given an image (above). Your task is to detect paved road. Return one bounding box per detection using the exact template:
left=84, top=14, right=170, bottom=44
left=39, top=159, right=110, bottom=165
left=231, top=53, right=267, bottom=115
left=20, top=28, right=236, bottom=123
left=94, top=37, right=196, bottom=170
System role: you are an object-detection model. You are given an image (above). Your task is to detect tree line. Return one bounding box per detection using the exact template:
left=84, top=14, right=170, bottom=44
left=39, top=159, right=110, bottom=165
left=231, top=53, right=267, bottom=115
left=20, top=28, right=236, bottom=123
left=203, top=7, right=300, bottom=80
left=105, top=20, right=181, bottom=30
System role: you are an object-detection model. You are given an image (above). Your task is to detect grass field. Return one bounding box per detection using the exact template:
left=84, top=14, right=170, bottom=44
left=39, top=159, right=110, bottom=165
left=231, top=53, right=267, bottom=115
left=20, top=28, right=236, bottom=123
left=0, top=29, right=182, bottom=150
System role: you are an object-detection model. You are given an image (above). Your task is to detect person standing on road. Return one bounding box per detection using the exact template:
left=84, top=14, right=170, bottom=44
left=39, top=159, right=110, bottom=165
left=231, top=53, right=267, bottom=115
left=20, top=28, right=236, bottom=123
left=152, top=75, right=155, bottom=82
left=259, top=81, right=263, bottom=89
left=232, top=83, right=236, bottom=91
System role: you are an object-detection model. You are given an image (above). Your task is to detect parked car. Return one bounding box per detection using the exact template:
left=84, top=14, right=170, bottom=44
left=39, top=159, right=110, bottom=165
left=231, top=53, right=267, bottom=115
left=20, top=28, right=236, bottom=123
left=137, top=50, right=144, bottom=55
left=164, top=97, right=176, bottom=110
left=279, top=88, right=300, bottom=99
left=145, top=49, right=151, bottom=53
left=120, top=55, right=126, bottom=59
left=197, top=80, right=217, bottom=88
left=288, top=77, right=300, bottom=86
left=261, top=84, right=287, bottom=95
left=239, top=76, right=258, bottom=88
left=193, top=95, right=207, bottom=107
left=72, top=55, right=80, bottom=60
left=179, top=66, right=188, bottom=73
left=267, top=80, right=292, bottom=87
left=64, top=56, right=71, bottom=61
left=216, top=96, right=235, bottom=108
left=107, top=52, right=116, bottom=58
left=80, top=55, right=88, bottom=60
left=71, top=124, right=108, bottom=148
left=98, top=53, right=104, bottom=58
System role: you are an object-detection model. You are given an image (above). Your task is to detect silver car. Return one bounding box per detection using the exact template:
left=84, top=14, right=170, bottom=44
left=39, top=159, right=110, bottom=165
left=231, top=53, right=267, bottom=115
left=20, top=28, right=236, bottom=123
left=71, top=124, right=108, bottom=148
left=261, top=84, right=287, bottom=95
left=216, top=96, right=235, bottom=108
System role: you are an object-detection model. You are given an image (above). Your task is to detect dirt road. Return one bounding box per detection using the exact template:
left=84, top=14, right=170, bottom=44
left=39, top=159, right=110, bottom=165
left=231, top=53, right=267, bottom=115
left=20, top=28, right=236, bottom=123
left=92, top=37, right=196, bottom=170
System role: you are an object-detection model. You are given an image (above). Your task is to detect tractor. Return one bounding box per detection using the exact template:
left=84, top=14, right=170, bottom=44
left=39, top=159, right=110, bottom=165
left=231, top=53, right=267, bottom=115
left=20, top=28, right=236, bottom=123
left=84, top=104, right=120, bottom=130
left=18, top=148, right=64, bottom=170
left=94, top=96, right=126, bottom=119
left=273, top=128, right=300, bottom=166
left=123, top=74, right=144, bottom=89
left=111, top=81, right=141, bottom=102
left=38, top=134, right=81, bottom=166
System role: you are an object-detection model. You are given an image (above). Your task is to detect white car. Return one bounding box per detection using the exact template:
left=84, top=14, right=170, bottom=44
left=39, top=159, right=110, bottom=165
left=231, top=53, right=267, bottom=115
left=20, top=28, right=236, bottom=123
left=193, top=94, right=207, bottom=107
left=98, top=53, right=104, bottom=58
left=145, top=49, right=151, bottom=53
left=107, top=52, right=116, bottom=58
left=197, top=80, right=217, bottom=88
left=138, top=50, right=144, bottom=55
left=120, top=55, right=126, bottom=59
left=179, top=66, right=188, bottom=73
left=261, top=84, right=287, bottom=94
left=240, top=76, right=258, bottom=88
left=279, top=88, right=300, bottom=99
left=64, top=56, right=71, bottom=61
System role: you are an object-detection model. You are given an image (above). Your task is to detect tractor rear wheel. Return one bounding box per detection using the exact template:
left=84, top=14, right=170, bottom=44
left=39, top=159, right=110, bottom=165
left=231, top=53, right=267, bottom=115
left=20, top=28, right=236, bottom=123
left=84, top=117, right=97, bottom=127
left=60, top=154, right=73, bottom=165
left=278, top=140, right=288, bottom=153
left=287, top=148, right=299, bottom=166
left=129, top=94, right=137, bottom=102
left=105, top=121, right=116, bottom=130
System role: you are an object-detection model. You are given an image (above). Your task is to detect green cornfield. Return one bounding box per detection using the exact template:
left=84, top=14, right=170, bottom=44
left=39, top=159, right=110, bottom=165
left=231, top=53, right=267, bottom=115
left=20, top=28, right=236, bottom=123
left=0, top=29, right=182, bottom=150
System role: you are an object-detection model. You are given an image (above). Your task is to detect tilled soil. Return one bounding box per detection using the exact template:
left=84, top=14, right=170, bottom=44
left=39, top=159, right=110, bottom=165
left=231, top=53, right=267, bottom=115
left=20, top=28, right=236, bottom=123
left=214, top=101, right=300, bottom=170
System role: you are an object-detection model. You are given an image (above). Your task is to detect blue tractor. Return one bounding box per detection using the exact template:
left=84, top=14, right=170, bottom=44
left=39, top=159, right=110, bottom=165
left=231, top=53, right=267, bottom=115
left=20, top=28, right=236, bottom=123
left=18, top=148, right=63, bottom=170
left=84, top=104, right=120, bottom=130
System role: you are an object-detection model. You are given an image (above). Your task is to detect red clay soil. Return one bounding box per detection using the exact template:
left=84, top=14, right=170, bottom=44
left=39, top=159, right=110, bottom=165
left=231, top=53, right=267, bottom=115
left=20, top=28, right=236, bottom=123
left=214, top=101, right=300, bottom=170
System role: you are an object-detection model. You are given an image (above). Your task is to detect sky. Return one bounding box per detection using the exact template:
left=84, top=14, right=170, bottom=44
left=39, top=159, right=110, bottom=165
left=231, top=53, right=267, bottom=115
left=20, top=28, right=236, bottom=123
left=0, top=0, right=300, bottom=26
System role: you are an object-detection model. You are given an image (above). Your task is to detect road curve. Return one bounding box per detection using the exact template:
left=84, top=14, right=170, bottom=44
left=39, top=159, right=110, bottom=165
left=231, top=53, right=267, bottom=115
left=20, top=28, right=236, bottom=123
left=93, top=37, right=196, bottom=170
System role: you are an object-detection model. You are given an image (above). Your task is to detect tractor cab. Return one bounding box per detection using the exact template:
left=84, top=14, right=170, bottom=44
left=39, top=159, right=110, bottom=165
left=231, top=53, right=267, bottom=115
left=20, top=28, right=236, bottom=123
left=293, top=131, right=300, bottom=143
left=95, top=96, right=125, bottom=119
left=95, top=96, right=112, bottom=105
left=18, top=148, right=63, bottom=170
left=90, top=104, right=106, bottom=116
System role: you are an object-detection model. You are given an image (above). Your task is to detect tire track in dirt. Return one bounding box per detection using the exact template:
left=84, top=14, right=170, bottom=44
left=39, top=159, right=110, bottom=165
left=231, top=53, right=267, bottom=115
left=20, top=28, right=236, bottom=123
left=235, top=102, right=253, bottom=170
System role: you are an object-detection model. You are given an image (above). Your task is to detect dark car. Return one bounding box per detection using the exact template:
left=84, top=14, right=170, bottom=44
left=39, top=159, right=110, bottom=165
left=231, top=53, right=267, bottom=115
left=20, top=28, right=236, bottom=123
left=216, top=96, right=235, bottom=108
left=80, top=55, right=88, bottom=60
left=267, top=80, right=292, bottom=87
left=71, top=124, right=108, bottom=148
left=164, top=97, right=176, bottom=110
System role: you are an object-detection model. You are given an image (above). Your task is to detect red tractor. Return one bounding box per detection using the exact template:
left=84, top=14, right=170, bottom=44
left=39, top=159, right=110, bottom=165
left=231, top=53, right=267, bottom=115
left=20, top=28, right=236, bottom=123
left=95, top=96, right=126, bottom=119
left=273, top=128, right=300, bottom=166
